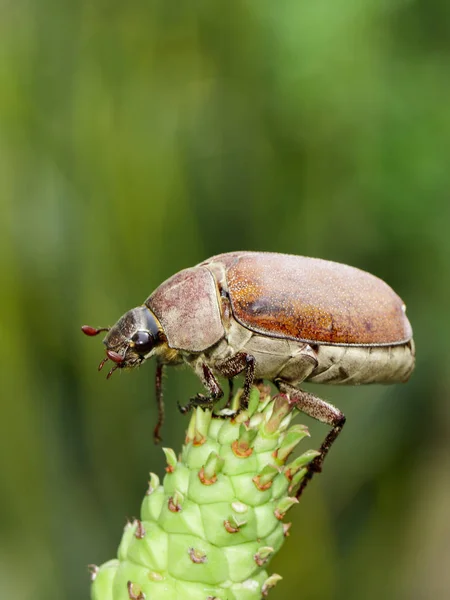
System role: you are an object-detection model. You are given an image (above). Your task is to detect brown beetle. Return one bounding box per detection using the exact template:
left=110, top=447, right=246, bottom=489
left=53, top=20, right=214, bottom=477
left=82, top=252, right=414, bottom=496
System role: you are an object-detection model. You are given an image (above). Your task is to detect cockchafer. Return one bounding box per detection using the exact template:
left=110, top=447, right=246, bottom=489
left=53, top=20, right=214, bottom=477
left=82, top=252, right=414, bottom=495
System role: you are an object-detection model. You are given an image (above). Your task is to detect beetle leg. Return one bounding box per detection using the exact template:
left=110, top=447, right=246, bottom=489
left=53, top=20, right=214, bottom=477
left=153, top=363, right=165, bottom=444
left=214, top=353, right=256, bottom=415
left=275, top=380, right=346, bottom=498
left=178, top=396, right=212, bottom=415
left=178, top=363, right=224, bottom=414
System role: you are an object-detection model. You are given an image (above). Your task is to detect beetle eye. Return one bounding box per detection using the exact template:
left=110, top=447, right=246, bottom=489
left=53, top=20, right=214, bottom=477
left=131, top=330, right=154, bottom=355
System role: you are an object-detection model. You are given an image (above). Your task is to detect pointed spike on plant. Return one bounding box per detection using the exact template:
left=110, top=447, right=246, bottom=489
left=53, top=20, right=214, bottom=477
left=125, top=518, right=136, bottom=532
left=283, top=522, right=292, bottom=537
left=185, top=409, right=197, bottom=443
left=127, top=580, right=145, bottom=599
left=257, top=382, right=272, bottom=401
left=263, top=394, right=291, bottom=436
left=162, top=447, right=178, bottom=473
left=289, top=467, right=309, bottom=495
left=246, top=386, right=262, bottom=417
left=117, top=519, right=138, bottom=560
left=168, top=490, right=184, bottom=512
left=253, top=464, right=280, bottom=491
left=258, top=390, right=273, bottom=412
left=231, top=424, right=257, bottom=457
left=233, top=410, right=250, bottom=425
left=254, top=546, right=274, bottom=567
left=133, top=519, right=146, bottom=539
left=188, top=547, right=208, bottom=564
left=229, top=389, right=243, bottom=413
left=224, top=514, right=247, bottom=533
left=274, top=424, right=311, bottom=463
left=285, top=450, right=320, bottom=479
left=146, top=472, right=160, bottom=495
left=88, top=564, right=98, bottom=582
left=248, top=411, right=264, bottom=430
left=262, top=573, right=283, bottom=597
left=252, top=382, right=272, bottom=413
left=274, top=496, right=299, bottom=520
left=199, top=452, right=224, bottom=484
left=279, top=411, right=296, bottom=434
left=193, top=407, right=212, bottom=445
left=233, top=407, right=251, bottom=425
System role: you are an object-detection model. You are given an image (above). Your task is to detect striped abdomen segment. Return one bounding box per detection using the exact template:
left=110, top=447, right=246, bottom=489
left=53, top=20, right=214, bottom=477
left=308, top=341, right=415, bottom=385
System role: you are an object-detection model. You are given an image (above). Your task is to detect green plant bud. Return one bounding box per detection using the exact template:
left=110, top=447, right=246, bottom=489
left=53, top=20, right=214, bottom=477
left=91, top=388, right=318, bottom=600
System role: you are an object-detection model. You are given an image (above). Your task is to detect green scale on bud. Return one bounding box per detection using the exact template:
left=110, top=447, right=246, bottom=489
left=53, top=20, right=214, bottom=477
left=91, top=388, right=319, bottom=600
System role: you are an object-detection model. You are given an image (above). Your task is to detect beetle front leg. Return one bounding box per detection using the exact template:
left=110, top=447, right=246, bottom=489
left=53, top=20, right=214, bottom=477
left=178, top=363, right=224, bottom=414
left=275, top=380, right=346, bottom=498
left=153, top=363, right=165, bottom=444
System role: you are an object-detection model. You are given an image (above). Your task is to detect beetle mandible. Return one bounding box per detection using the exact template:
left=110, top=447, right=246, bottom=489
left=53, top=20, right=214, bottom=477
left=82, top=252, right=415, bottom=496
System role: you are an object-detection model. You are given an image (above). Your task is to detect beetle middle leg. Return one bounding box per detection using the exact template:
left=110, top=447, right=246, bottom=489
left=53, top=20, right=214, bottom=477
left=275, top=380, right=346, bottom=498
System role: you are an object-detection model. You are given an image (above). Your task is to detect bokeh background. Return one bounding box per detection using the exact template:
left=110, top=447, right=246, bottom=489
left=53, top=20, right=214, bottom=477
left=1, top=1, right=449, bottom=599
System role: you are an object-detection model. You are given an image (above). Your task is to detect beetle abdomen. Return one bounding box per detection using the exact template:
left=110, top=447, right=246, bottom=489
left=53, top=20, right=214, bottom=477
left=307, top=341, right=415, bottom=384
left=206, top=252, right=412, bottom=347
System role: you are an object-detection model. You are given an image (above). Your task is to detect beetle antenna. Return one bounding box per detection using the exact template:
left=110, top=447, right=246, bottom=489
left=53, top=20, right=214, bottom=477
left=82, top=325, right=110, bottom=337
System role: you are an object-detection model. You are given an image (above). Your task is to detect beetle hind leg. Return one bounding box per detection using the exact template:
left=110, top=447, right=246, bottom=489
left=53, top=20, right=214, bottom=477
left=275, top=380, right=346, bottom=498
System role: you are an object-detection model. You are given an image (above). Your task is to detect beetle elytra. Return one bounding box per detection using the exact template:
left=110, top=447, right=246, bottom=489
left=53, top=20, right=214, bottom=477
left=82, top=252, right=414, bottom=496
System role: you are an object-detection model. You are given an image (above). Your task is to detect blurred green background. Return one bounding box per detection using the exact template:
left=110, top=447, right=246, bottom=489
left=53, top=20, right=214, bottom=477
left=1, top=1, right=449, bottom=599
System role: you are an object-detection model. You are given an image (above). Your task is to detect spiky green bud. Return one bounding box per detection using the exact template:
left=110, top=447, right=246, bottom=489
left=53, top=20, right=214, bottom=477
left=90, top=388, right=318, bottom=599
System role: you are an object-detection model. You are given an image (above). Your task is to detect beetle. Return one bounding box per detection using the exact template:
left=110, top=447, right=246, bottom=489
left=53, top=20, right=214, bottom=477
left=82, top=252, right=414, bottom=496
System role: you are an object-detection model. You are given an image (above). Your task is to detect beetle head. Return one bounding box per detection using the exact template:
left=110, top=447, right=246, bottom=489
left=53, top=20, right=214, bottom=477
left=82, top=307, right=164, bottom=378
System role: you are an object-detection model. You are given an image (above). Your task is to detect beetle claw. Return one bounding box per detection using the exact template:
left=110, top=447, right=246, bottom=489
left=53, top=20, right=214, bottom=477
left=177, top=400, right=191, bottom=415
left=212, top=407, right=242, bottom=420
left=190, top=394, right=215, bottom=410
left=177, top=394, right=217, bottom=415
